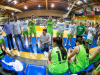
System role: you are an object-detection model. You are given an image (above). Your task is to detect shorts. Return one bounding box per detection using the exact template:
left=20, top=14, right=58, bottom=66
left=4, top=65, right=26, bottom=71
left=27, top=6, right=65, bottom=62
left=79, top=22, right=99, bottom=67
left=57, top=32, right=64, bottom=36
left=76, top=35, right=83, bottom=39
left=69, top=62, right=84, bottom=73
left=0, top=38, right=4, bottom=44
left=68, top=34, right=73, bottom=38
left=48, top=64, right=68, bottom=75
left=29, top=28, right=37, bottom=36
left=94, top=64, right=100, bottom=73
left=23, top=31, right=28, bottom=36
left=47, top=28, right=53, bottom=35
left=86, top=39, right=93, bottom=45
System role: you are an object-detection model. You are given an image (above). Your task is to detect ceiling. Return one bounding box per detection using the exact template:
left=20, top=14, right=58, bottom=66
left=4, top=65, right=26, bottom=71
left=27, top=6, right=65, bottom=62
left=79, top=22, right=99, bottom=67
left=0, top=0, right=100, bottom=15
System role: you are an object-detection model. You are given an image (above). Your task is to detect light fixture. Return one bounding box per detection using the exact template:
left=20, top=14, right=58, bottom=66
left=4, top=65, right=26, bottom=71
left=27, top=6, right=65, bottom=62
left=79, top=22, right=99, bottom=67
left=38, top=5, right=41, bottom=7
left=14, top=1, right=17, bottom=4
left=8, top=0, right=11, bottom=2
left=24, top=6, right=27, bottom=9
left=15, top=11, right=17, bottom=12
left=67, top=7, right=70, bottom=10
left=51, top=4, right=54, bottom=7
left=76, top=1, right=82, bottom=5
left=11, top=12, right=14, bottom=15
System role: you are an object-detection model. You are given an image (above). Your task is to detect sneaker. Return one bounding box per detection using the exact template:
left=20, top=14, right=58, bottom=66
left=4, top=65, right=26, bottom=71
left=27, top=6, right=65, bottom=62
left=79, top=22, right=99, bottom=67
left=30, top=44, right=32, bottom=47
left=25, top=43, right=27, bottom=46
left=68, top=43, right=71, bottom=46
left=23, top=46, right=25, bottom=49
left=65, top=43, right=67, bottom=46
left=36, top=44, right=38, bottom=47
left=17, top=51, right=20, bottom=56
left=8, top=50, right=11, bottom=53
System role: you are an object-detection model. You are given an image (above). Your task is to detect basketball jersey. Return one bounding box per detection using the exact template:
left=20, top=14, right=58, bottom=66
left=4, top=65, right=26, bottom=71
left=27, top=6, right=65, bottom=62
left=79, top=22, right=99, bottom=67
left=90, top=46, right=100, bottom=64
left=50, top=46, right=68, bottom=74
left=87, top=27, right=96, bottom=41
left=56, top=22, right=66, bottom=33
left=82, top=44, right=89, bottom=68
left=76, top=45, right=88, bottom=69
left=68, top=24, right=76, bottom=35
left=29, top=19, right=36, bottom=29
left=22, top=20, right=28, bottom=31
left=47, top=20, right=53, bottom=28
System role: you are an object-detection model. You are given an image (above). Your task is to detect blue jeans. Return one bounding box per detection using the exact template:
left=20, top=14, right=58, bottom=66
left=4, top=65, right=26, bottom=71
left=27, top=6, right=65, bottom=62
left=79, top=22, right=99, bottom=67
left=14, top=34, right=24, bottom=51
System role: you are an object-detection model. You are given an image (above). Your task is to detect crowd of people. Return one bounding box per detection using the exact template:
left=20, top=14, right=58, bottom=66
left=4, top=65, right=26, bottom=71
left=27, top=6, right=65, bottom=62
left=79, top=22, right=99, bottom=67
left=0, top=15, right=100, bottom=75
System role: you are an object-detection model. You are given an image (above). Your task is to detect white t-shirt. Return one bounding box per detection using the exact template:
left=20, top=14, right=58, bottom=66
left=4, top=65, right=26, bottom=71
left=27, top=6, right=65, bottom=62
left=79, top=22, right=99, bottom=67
left=87, top=27, right=96, bottom=41
left=0, top=26, right=3, bottom=39
left=68, top=24, right=76, bottom=35
left=40, top=33, right=51, bottom=43
left=21, top=20, right=28, bottom=31
left=56, top=22, right=66, bottom=33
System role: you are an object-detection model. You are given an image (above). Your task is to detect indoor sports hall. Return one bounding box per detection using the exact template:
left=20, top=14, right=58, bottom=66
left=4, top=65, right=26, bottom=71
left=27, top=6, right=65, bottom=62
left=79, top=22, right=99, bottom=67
left=0, top=0, right=100, bottom=75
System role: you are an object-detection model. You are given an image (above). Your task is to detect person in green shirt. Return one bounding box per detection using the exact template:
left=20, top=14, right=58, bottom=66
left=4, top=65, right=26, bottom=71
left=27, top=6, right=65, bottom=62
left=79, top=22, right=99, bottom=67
left=89, top=36, right=100, bottom=64
left=75, top=22, right=85, bottom=46
left=44, top=16, right=55, bottom=45
left=47, top=37, right=68, bottom=75
left=28, top=15, right=38, bottom=47
left=68, top=38, right=89, bottom=74
left=91, top=64, right=100, bottom=75
left=0, top=48, right=12, bottom=59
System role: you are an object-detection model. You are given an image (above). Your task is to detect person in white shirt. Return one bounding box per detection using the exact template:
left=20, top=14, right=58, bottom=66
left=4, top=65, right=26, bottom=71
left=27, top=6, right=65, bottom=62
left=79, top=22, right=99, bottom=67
left=86, top=22, right=96, bottom=49
left=56, top=18, right=66, bottom=43
left=11, top=15, right=25, bottom=53
left=21, top=17, right=29, bottom=45
left=65, top=21, right=76, bottom=46
left=40, top=29, right=51, bottom=51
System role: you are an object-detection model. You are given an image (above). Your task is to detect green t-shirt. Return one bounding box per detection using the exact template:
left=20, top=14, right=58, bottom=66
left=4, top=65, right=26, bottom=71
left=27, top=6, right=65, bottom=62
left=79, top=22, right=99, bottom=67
left=77, top=25, right=85, bottom=36
left=0, top=49, right=4, bottom=59
left=29, top=19, right=36, bottom=29
left=49, top=46, right=68, bottom=74
left=76, top=45, right=88, bottom=69
left=47, top=20, right=53, bottom=28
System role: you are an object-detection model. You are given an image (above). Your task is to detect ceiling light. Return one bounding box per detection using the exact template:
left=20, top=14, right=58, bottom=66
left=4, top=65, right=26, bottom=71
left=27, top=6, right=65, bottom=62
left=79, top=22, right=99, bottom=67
left=8, top=0, right=11, bottom=2
left=14, top=1, right=17, bottom=4
left=11, top=12, right=14, bottom=15
left=24, top=6, right=27, bottom=9
left=67, top=7, right=70, bottom=10
left=51, top=4, right=54, bottom=7
left=38, top=5, right=41, bottom=7
left=76, top=1, right=82, bottom=5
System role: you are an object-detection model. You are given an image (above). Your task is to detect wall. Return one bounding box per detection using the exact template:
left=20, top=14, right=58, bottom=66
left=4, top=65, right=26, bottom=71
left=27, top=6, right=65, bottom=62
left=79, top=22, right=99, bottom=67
left=11, top=10, right=66, bottom=20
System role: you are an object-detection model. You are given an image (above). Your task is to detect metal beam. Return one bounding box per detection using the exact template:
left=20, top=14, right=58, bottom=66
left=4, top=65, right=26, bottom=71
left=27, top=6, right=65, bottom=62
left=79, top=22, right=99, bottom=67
left=46, top=0, right=48, bottom=10
left=0, top=5, right=22, bottom=12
